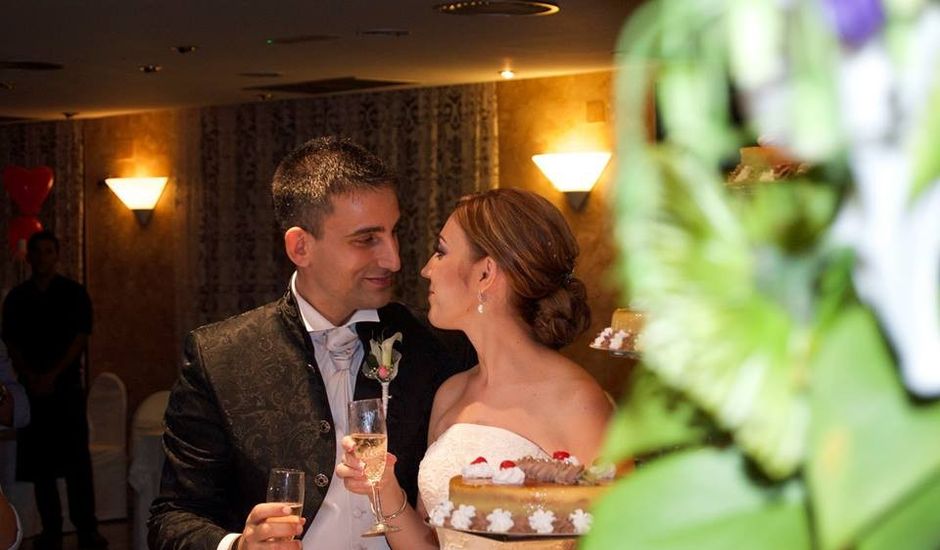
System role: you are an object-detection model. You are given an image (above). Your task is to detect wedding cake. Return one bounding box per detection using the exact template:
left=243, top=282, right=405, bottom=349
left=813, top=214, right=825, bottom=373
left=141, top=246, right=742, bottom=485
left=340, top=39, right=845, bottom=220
left=429, top=452, right=613, bottom=536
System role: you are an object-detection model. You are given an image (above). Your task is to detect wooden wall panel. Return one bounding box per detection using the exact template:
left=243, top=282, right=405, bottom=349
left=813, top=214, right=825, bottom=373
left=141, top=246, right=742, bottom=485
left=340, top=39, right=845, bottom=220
left=83, top=111, right=183, bottom=426
left=496, top=71, right=638, bottom=399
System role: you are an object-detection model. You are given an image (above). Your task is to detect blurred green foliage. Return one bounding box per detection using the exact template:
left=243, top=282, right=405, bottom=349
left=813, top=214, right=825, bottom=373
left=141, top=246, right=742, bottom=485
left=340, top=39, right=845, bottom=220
left=585, top=0, right=940, bottom=548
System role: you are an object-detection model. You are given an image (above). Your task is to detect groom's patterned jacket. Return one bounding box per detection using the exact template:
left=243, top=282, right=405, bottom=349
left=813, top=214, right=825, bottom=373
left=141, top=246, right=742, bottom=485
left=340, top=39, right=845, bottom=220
left=148, top=290, right=474, bottom=550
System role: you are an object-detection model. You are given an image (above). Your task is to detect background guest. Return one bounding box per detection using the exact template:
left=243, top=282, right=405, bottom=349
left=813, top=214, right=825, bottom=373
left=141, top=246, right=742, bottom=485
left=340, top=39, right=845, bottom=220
left=1, top=232, right=106, bottom=550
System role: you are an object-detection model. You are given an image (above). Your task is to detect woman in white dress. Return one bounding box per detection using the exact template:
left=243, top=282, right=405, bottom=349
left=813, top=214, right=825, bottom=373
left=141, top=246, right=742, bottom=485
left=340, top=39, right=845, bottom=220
left=338, top=188, right=612, bottom=549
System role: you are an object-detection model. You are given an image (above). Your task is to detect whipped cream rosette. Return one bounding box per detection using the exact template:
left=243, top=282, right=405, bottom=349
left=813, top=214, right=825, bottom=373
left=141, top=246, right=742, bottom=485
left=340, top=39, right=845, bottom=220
left=461, top=456, right=495, bottom=480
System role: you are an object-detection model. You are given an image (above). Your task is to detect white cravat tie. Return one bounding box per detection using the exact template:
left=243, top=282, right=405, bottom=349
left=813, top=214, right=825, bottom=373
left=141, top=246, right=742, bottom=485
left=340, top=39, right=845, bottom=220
left=324, top=326, right=360, bottom=433
left=308, top=325, right=388, bottom=550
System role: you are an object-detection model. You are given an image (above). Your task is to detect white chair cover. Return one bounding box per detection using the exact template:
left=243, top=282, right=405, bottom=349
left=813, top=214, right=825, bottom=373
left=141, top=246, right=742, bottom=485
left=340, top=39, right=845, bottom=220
left=128, top=391, right=169, bottom=550
left=86, top=372, right=128, bottom=522
left=9, top=372, right=129, bottom=537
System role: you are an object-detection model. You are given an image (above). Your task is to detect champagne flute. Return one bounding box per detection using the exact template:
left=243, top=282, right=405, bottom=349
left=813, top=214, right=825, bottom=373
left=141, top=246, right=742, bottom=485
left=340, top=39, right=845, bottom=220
left=266, top=468, right=305, bottom=539
left=348, top=398, right=400, bottom=537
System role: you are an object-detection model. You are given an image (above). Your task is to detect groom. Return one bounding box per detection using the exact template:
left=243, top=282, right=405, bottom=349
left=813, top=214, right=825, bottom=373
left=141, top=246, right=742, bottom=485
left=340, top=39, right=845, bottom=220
left=149, top=137, right=474, bottom=550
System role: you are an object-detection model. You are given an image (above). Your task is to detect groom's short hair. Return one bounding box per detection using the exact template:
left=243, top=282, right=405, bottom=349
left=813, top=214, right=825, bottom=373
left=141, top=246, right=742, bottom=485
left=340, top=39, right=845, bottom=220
left=272, top=136, right=396, bottom=237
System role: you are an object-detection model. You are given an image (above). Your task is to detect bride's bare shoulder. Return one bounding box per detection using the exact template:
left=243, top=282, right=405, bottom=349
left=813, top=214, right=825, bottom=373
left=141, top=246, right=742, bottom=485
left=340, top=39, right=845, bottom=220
left=539, top=358, right=612, bottom=462
left=543, top=356, right=612, bottom=418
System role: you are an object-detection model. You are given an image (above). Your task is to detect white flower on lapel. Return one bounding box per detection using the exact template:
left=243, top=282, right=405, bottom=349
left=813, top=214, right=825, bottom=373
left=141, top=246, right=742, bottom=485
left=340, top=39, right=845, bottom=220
left=365, top=331, right=402, bottom=383
left=364, top=331, right=402, bottom=415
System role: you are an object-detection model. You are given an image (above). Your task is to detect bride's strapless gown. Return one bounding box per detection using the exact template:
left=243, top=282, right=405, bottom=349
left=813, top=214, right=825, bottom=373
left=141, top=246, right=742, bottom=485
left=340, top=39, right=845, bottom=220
left=418, top=423, right=550, bottom=514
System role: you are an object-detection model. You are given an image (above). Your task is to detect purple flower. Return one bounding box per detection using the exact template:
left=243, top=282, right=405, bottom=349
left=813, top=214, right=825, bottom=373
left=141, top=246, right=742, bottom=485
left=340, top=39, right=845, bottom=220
left=823, top=0, right=885, bottom=47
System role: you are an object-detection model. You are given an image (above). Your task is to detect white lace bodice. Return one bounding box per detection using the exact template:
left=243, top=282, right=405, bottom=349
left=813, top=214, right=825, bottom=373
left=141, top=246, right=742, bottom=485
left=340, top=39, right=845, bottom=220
left=418, top=423, right=550, bottom=514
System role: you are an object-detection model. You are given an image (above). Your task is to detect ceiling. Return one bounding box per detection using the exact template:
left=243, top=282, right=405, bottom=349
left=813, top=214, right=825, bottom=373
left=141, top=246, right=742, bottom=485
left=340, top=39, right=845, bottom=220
left=0, top=0, right=635, bottom=122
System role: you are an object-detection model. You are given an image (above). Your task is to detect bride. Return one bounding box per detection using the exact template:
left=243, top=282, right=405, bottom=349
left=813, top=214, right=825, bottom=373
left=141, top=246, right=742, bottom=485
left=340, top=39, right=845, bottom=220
left=337, top=188, right=612, bottom=548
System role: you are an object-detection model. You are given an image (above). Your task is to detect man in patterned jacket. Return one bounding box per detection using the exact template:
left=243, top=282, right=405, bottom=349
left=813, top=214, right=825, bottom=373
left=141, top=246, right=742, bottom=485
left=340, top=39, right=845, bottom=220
left=149, top=137, right=474, bottom=550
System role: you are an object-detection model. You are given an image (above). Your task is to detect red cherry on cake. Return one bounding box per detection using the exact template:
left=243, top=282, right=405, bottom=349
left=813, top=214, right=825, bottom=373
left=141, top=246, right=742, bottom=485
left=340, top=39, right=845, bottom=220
left=552, top=451, right=571, bottom=461
left=499, top=460, right=517, bottom=469
left=471, top=456, right=488, bottom=465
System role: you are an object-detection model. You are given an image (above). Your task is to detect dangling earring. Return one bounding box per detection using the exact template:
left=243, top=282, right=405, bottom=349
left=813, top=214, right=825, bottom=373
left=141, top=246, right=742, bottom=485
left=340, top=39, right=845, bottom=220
left=477, top=291, right=486, bottom=314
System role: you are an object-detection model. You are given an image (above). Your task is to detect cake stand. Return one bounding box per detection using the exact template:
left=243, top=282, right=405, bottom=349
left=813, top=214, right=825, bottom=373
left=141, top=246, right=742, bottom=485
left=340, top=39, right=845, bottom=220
left=435, top=527, right=578, bottom=550
left=589, top=342, right=641, bottom=360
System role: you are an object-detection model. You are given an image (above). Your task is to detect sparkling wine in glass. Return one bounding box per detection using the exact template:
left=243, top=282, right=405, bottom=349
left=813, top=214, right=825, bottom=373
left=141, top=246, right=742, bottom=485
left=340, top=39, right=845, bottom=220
left=266, top=468, right=305, bottom=538
left=348, top=398, right=400, bottom=537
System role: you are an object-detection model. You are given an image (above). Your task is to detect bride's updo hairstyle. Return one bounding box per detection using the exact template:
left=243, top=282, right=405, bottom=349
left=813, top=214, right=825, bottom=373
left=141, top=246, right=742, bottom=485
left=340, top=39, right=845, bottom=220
left=453, top=188, right=591, bottom=349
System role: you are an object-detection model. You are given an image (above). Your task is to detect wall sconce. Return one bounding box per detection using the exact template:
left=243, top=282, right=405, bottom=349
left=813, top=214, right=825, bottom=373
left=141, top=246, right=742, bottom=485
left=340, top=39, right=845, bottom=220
left=531, top=151, right=611, bottom=210
left=104, top=176, right=168, bottom=225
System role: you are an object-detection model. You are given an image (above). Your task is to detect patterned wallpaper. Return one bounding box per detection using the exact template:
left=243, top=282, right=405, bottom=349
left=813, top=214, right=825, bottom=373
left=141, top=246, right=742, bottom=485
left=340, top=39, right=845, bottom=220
left=1, top=83, right=498, bottom=339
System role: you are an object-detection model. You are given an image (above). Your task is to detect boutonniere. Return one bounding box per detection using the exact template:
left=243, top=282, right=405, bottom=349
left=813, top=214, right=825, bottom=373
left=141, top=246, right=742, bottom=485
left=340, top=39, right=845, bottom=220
left=364, top=331, right=402, bottom=414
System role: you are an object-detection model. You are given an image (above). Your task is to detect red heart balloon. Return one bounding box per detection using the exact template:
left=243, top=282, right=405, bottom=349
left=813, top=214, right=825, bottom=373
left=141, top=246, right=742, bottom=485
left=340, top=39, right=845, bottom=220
left=7, top=215, right=43, bottom=259
left=3, top=165, right=54, bottom=216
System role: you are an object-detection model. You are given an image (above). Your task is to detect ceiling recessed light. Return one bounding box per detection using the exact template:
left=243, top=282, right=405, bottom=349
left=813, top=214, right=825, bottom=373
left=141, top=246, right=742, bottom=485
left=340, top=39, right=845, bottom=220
left=238, top=72, right=284, bottom=78
left=0, top=61, right=64, bottom=71
left=246, top=77, right=412, bottom=96
left=172, top=45, right=198, bottom=54
left=499, top=69, right=515, bottom=79
left=357, top=28, right=410, bottom=37
left=433, top=1, right=559, bottom=16
left=139, top=64, right=162, bottom=74
left=265, top=35, right=339, bottom=45
left=0, top=116, right=34, bottom=124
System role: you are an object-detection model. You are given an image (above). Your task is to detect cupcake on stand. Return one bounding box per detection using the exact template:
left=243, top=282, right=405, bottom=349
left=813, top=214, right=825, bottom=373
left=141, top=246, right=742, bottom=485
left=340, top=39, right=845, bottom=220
left=590, top=308, right=643, bottom=359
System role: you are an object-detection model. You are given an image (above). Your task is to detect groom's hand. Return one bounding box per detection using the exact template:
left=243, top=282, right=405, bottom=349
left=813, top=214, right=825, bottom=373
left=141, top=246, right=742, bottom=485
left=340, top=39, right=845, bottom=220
left=237, top=503, right=305, bottom=549
left=335, top=435, right=398, bottom=495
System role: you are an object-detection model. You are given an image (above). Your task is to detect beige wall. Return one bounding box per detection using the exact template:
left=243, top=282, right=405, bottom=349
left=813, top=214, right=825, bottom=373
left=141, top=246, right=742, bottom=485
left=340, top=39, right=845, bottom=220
left=83, top=111, right=185, bottom=422
left=79, top=70, right=637, bottom=423
left=496, top=71, right=638, bottom=399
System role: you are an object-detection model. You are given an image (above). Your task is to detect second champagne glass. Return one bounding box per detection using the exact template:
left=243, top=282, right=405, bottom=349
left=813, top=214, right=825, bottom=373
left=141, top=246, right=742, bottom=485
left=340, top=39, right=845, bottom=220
left=348, top=398, right=401, bottom=537
left=266, top=468, right=305, bottom=539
